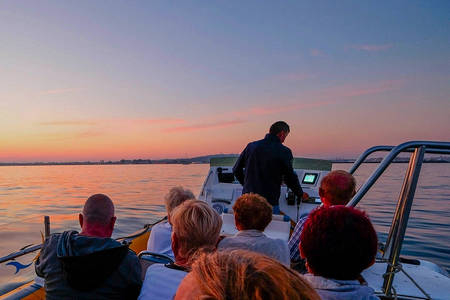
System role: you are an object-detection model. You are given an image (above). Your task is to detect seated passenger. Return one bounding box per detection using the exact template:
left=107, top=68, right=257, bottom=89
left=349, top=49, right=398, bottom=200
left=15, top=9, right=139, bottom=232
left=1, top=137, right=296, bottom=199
left=147, top=186, right=194, bottom=259
left=35, top=194, right=142, bottom=300
left=289, top=170, right=356, bottom=262
left=218, top=193, right=290, bottom=265
left=300, top=206, right=379, bottom=300
left=139, top=200, right=222, bottom=300
left=175, top=249, right=321, bottom=300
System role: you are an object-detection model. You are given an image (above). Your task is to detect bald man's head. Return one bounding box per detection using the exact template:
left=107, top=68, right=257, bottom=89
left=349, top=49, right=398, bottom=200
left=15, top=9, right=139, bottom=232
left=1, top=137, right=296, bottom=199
left=82, top=194, right=115, bottom=226
left=319, top=170, right=356, bottom=206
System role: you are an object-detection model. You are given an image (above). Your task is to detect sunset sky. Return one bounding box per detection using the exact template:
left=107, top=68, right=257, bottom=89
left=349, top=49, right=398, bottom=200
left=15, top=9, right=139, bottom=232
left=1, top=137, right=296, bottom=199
left=1, top=1, right=449, bottom=162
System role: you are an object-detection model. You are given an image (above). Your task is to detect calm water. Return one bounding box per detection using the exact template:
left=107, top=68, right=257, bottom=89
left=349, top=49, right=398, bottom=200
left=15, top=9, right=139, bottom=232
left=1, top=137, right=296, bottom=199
left=0, top=163, right=449, bottom=292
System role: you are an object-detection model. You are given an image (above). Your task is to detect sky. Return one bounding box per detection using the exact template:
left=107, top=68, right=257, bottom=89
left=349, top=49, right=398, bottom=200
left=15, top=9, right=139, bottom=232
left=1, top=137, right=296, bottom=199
left=0, top=1, right=449, bottom=162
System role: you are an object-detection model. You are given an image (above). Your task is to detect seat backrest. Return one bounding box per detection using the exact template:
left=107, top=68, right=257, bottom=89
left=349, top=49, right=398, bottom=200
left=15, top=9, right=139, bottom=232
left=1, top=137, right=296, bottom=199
left=138, top=251, right=174, bottom=280
left=221, top=213, right=290, bottom=241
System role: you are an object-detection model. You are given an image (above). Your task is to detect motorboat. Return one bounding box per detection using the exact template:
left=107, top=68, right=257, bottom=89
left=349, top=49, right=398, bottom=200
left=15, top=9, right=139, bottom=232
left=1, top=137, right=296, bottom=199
left=0, top=141, right=449, bottom=299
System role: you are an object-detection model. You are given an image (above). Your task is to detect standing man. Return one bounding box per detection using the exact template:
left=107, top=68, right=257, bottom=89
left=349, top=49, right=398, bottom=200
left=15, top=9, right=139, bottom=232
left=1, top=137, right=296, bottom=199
left=233, top=121, right=308, bottom=214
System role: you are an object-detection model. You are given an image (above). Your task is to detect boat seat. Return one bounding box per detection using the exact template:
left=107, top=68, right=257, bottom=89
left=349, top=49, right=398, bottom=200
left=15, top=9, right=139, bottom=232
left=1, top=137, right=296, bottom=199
left=220, top=213, right=291, bottom=242
left=138, top=251, right=174, bottom=280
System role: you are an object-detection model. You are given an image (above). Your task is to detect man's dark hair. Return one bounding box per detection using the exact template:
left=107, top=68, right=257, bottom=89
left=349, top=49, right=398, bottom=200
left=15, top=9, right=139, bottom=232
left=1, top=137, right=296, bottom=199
left=269, top=121, right=290, bottom=135
left=300, top=206, right=378, bottom=280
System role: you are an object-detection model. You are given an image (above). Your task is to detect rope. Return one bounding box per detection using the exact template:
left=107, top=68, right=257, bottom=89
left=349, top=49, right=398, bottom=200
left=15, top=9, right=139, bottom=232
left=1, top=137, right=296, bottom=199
left=380, top=259, right=432, bottom=300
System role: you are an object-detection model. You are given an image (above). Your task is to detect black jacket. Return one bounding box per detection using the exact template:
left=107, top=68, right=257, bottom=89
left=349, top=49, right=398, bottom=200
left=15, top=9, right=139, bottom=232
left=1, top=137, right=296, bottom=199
left=233, top=133, right=303, bottom=206
left=35, top=231, right=142, bottom=300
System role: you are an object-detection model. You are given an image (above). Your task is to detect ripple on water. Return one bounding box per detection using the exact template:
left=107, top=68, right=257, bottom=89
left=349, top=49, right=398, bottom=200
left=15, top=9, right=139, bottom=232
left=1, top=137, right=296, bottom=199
left=0, top=163, right=449, bottom=283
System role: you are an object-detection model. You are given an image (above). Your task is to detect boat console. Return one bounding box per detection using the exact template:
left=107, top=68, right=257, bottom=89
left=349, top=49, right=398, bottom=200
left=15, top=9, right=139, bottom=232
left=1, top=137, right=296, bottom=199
left=198, top=156, right=332, bottom=222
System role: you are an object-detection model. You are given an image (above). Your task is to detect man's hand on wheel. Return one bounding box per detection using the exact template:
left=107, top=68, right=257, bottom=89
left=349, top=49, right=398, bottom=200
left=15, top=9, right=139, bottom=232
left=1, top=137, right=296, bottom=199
left=302, top=192, right=309, bottom=200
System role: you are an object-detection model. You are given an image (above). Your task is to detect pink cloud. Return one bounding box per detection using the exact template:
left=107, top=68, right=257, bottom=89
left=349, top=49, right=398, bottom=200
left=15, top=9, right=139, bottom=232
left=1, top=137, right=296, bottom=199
left=40, top=88, right=81, bottom=95
left=39, top=121, right=98, bottom=126
left=164, top=119, right=246, bottom=133
left=245, top=100, right=335, bottom=116
left=276, top=72, right=316, bottom=81
left=322, top=79, right=405, bottom=99
left=39, top=118, right=185, bottom=126
left=129, top=118, right=185, bottom=125
left=310, top=49, right=325, bottom=57
left=224, top=80, right=405, bottom=119
left=351, top=44, right=393, bottom=52
left=75, top=130, right=105, bottom=138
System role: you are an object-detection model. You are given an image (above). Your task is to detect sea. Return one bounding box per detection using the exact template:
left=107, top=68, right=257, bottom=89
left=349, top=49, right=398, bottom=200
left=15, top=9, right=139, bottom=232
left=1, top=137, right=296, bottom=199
left=0, top=163, right=449, bottom=294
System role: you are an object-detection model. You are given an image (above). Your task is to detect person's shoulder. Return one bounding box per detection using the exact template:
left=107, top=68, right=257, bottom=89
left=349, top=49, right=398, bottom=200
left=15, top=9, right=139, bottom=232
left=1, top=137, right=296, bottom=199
left=41, top=232, right=65, bottom=254
left=145, top=263, right=187, bottom=280
left=263, top=234, right=287, bottom=246
left=217, top=236, right=234, bottom=248
left=151, top=221, right=171, bottom=232
left=279, top=143, right=292, bottom=153
left=122, top=247, right=139, bottom=263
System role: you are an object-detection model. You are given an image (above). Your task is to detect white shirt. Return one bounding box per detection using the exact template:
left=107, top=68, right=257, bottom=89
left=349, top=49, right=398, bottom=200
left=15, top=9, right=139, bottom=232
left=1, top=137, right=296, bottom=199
left=218, top=229, right=290, bottom=265
left=147, top=221, right=174, bottom=259
left=138, top=263, right=188, bottom=300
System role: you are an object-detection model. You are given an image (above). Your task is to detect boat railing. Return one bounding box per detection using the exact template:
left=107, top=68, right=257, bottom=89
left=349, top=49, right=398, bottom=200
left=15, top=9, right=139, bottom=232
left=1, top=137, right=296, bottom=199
left=0, top=216, right=166, bottom=265
left=346, top=140, right=450, bottom=298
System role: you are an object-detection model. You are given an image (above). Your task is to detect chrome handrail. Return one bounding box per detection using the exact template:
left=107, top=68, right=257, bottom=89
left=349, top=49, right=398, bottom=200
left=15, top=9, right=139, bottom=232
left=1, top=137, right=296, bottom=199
left=346, top=140, right=450, bottom=299
left=349, top=144, right=450, bottom=175
left=348, top=141, right=450, bottom=207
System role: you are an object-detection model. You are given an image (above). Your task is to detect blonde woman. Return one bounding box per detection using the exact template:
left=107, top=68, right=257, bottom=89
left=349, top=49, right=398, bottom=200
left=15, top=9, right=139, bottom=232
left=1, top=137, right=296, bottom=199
left=146, top=186, right=195, bottom=259
left=139, top=200, right=222, bottom=300
left=175, top=250, right=320, bottom=300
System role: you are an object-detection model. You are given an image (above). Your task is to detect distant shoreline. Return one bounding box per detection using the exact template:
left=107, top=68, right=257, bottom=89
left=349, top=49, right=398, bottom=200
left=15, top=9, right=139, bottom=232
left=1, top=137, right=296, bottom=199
left=1, top=155, right=448, bottom=166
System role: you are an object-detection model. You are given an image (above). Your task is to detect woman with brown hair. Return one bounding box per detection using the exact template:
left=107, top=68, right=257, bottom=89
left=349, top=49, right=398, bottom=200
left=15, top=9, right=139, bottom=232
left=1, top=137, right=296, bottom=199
left=218, top=193, right=290, bottom=265
left=175, top=250, right=320, bottom=300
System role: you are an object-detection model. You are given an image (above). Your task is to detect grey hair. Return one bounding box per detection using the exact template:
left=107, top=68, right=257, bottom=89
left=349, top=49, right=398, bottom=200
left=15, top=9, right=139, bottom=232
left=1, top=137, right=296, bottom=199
left=82, top=194, right=115, bottom=225
left=165, top=186, right=195, bottom=216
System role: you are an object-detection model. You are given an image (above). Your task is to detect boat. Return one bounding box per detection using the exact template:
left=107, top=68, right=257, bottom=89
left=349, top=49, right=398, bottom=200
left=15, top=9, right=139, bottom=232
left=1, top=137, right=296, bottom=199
left=0, top=140, right=449, bottom=299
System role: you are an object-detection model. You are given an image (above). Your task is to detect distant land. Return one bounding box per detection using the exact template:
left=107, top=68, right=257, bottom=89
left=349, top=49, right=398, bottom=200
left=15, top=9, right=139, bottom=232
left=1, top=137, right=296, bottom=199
left=0, top=154, right=449, bottom=166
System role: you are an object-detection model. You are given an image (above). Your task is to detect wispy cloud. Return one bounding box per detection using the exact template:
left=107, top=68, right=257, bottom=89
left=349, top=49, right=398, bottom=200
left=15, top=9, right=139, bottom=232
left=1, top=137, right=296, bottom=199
left=276, top=72, right=317, bottom=81
left=164, top=119, right=246, bottom=133
left=40, top=88, right=82, bottom=95
left=39, top=118, right=185, bottom=127
left=39, top=121, right=98, bottom=126
left=310, top=49, right=325, bottom=57
left=350, top=44, right=393, bottom=52
left=224, top=80, right=405, bottom=119
left=75, top=129, right=105, bottom=139
left=322, top=79, right=405, bottom=99
left=128, top=118, right=185, bottom=125
left=242, top=100, right=335, bottom=117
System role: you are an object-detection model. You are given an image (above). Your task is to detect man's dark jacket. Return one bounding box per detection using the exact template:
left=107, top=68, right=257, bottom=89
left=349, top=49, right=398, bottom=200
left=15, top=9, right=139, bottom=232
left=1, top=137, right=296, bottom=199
left=233, top=133, right=303, bottom=206
left=35, top=230, right=142, bottom=300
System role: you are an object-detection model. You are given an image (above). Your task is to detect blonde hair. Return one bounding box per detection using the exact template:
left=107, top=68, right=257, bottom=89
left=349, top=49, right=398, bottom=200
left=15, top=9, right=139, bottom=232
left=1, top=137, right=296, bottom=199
left=233, top=193, right=272, bottom=231
left=189, top=250, right=320, bottom=300
left=171, top=200, right=222, bottom=259
left=165, top=186, right=195, bottom=216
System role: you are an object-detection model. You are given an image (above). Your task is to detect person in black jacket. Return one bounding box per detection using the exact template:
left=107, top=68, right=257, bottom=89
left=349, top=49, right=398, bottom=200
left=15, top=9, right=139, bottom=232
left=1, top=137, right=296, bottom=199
left=233, top=121, right=308, bottom=213
left=35, top=194, right=142, bottom=300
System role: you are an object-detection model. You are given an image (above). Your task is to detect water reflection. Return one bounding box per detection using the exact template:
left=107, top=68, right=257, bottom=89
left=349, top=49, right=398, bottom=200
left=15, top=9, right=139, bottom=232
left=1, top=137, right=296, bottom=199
left=0, top=163, right=448, bottom=289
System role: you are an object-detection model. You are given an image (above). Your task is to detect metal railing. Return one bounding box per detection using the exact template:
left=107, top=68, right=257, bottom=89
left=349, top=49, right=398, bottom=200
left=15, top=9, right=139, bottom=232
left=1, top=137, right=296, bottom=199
left=346, top=140, right=450, bottom=298
left=348, top=141, right=450, bottom=207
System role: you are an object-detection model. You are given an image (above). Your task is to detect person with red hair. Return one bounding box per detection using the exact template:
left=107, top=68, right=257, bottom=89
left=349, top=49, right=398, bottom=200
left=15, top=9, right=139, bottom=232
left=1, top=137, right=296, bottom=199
left=289, top=170, right=356, bottom=262
left=300, top=206, right=379, bottom=300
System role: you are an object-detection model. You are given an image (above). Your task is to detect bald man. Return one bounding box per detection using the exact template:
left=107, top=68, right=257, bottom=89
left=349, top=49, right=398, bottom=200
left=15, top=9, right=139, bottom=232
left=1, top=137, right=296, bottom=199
left=36, top=194, right=142, bottom=300
left=288, top=170, right=357, bottom=262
